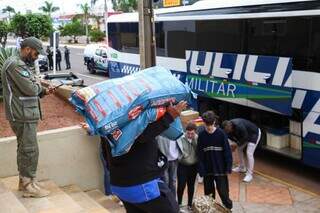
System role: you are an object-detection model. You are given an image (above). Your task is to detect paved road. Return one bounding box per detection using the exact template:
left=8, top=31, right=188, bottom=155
left=6, top=41, right=108, bottom=86
left=63, top=46, right=108, bottom=86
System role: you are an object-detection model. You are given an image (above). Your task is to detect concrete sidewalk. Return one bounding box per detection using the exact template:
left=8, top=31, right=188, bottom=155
left=180, top=172, right=320, bottom=212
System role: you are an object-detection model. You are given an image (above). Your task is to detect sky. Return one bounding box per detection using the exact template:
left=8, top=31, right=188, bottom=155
left=0, top=0, right=114, bottom=16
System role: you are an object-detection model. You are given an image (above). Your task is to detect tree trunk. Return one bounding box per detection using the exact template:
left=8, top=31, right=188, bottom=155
left=85, top=15, right=89, bottom=44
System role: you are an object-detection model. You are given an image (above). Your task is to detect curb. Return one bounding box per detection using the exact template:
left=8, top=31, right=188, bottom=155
left=254, top=170, right=319, bottom=197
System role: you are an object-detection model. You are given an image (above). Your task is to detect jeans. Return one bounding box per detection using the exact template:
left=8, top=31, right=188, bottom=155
left=99, top=142, right=112, bottom=195
left=163, top=160, right=178, bottom=198
left=122, top=181, right=179, bottom=213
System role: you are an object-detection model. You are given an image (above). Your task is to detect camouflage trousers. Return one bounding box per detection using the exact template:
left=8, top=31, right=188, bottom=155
left=10, top=121, right=39, bottom=178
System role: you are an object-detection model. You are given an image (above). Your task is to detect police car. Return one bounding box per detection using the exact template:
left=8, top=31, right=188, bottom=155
left=83, top=44, right=109, bottom=75
left=38, top=54, right=49, bottom=72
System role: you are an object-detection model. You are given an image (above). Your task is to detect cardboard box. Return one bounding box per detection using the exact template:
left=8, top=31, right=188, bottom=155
left=289, top=120, right=301, bottom=136
left=180, top=110, right=199, bottom=127
left=290, top=134, right=302, bottom=151
left=266, top=132, right=289, bottom=149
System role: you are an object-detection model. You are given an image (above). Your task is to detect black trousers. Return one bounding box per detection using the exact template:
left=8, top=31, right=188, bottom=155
left=122, top=181, right=179, bottom=213
left=56, top=61, right=61, bottom=71
left=203, top=175, right=233, bottom=210
left=177, top=163, right=197, bottom=207
left=65, top=56, right=71, bottom=69
left=48, top=58, right=53, bottom=70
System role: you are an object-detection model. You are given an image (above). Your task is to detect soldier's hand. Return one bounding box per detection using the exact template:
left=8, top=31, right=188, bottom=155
left=45, top=86, right=56, bottom=95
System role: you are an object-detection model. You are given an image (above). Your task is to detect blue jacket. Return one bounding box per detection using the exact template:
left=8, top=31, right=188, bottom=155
left=197, top=128, right=232, bottom=176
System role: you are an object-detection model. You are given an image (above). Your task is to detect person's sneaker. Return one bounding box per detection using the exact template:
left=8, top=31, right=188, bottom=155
left=243, top=174, right=253, bottom=183
left=232, top=166, right=246, bottom=173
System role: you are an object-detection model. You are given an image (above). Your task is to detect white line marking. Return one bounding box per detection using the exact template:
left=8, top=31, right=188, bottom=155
left=77, top=73, right=107, bottom=81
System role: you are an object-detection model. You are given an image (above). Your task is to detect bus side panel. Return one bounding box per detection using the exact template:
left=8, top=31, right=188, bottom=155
left=302, top=93, right=320, bottom=168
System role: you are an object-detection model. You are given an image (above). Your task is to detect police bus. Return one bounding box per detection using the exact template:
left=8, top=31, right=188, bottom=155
left=106, top=0, right=320, bottom=169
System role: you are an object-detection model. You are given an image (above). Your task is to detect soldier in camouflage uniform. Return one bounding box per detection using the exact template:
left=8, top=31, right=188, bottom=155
left=1, top=37, right=55, bottom=198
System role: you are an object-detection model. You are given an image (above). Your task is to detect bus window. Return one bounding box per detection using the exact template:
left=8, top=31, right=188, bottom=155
left=109, top=22, right=165, bottom=56
left=195, top=20, right=243, bottom=53
left=310, top=17, right=320, bottom=73
left=164, top=21, right=196, bottom=58
left=247, top=18, right=311, bottom=71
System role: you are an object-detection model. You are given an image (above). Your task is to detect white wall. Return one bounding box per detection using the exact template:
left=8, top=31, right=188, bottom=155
left=0, top=126, right=104, bottom=191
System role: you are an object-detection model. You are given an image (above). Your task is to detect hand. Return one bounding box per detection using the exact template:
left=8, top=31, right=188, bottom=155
left=80, top=122, right=90, bottom=131
left=167, top=101, right=188, bottom=119
left=174, top=101, right=188, bottom=114
left=45, top=86, right=56, bottom=95
left=230, top=143, right=238, bottom=152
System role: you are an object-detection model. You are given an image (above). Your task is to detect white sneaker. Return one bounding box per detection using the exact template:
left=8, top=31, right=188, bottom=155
left=243, top=174, right=253, bottom=183
left=232, top=166, right=246, bottom=173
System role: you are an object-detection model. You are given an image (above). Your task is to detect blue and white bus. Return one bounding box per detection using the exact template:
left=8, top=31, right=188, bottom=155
left=106, top=0, right=320, bottom=169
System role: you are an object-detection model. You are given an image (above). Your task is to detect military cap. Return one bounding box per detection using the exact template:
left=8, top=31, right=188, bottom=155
left=21, top=37, right=46, bottom=55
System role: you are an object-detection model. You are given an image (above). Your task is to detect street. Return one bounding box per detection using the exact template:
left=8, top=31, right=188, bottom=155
left=7, top=41, right=108, bottom=86
left=61, top=45, right=109, bottom=86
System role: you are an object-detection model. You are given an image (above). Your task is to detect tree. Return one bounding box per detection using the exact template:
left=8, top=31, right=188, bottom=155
left=10, top=13, right=53, bottom=39
left=2, top=6, right=16, bottom=20
left=112, top=0, right=138, bottom=12
left=80, top=3, right=90, bottom=44
left=90, top=0, right=102, bottom=30
left=60, top=19, right=85, bottom=43
left=90, top=29, right=105, bottom=42
left=0, top=21, right=9, bottom=47
left=38, top=1, right=60, bottom=17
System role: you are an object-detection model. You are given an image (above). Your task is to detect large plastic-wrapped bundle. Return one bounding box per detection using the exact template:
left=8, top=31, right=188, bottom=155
left=107, top=107, right=184, bottom=156
left=71, top=66, right=191, bottom=135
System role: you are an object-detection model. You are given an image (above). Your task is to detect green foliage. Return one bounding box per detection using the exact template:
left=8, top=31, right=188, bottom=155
left=79, top=3, right=90, bottom=44
left=10, top=13, right=53, bottom=39
left=80, top=3, right=90, bottom=16
left=90, top=29, right=105, bottom=42
left=2, top=6, right=16, bottom=19
left=39, top=1, right=60, bottom=17
left=0, top=47, right=19, bottom=97
left=0, top=21, right=9, bottom=47
left=60, top=20, right=85, bottom=43
left=112, top=0, right=138, bottom=12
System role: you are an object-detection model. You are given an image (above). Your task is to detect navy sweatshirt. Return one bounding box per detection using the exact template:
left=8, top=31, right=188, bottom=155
left=197, top=128, right=233, bottom=176
left=229, top=118, right=259, bottom=146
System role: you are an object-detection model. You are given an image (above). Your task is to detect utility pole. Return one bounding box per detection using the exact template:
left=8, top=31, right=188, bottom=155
left=104, top=0, right=109, bottom=48
left=138, top=0, right=156, bottom=69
